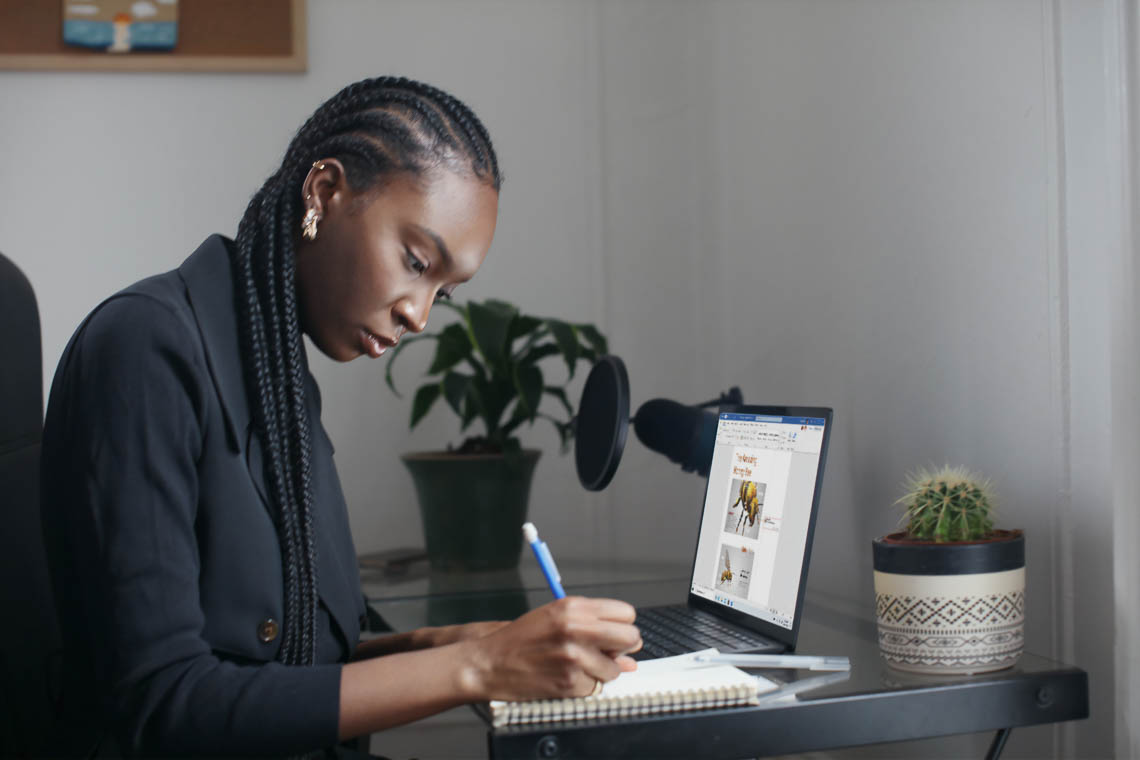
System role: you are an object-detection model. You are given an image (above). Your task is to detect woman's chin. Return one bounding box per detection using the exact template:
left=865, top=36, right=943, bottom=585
left=305, top=332, right=358, bottom=363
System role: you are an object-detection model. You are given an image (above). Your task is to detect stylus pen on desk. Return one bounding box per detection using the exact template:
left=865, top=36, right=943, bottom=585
left=522, top=522, right=566, bottom=599
left=693, top=653, right=851, bottom=671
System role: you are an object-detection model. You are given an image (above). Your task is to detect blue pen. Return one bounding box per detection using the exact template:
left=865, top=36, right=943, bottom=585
left=522, top=522, right=566, bottom=599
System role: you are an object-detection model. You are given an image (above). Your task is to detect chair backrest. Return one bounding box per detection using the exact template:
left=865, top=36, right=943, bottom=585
left=0, top=252, right=60, bottom=757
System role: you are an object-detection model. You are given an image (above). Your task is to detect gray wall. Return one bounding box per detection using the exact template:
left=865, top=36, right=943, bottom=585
left=1, top=1, right=1134, bottom=757
left=594, top=3, right=1117, bottom=757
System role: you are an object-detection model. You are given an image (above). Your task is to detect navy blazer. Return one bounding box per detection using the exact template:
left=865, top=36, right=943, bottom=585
left=40, top=235, right=366, bottom=757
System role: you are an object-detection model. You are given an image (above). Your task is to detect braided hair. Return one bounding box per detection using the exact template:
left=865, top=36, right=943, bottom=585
left=231, top=77, right=500, bottom=666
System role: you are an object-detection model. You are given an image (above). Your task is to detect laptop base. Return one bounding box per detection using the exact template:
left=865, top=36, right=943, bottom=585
left=633, top=604, right=786, bottom=661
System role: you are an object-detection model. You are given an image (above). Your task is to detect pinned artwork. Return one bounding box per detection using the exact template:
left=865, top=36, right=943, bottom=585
left=62, top=1, right=178, bottom=53
left=1, top=1, right=304, bottom=72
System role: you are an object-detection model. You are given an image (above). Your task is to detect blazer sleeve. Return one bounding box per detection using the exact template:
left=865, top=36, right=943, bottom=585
left=55, top=294, right=342, bottom=757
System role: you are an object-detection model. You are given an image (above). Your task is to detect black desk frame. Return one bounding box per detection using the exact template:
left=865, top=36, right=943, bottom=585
left=486, top=666, right=1087, bottom=759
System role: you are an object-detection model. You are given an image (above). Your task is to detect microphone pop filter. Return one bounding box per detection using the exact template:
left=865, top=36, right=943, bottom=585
left=574, top=355, right=629, bottom=491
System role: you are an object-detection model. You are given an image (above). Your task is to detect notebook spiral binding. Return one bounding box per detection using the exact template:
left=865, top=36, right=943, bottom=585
left=490, top=682, right=760, bottom=727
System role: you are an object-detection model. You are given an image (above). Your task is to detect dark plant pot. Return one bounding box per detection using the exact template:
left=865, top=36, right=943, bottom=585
left=871, top=529, right=1025, bottom=674
left=402, top=450, right=541, bottom=572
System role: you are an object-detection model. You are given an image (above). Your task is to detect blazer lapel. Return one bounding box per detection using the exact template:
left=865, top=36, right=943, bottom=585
left=180, top=236, right=362, bottom=648
left=178, top=235, right=249, bottom=455
left=179, top=235, right=274, bottom=520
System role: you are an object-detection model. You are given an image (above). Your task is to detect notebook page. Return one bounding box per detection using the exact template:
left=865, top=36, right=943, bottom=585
left=487, top=647, right=780, bottom=727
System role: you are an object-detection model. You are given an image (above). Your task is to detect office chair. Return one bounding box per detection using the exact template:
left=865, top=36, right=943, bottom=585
left=0, top=252, right=61, bottom=757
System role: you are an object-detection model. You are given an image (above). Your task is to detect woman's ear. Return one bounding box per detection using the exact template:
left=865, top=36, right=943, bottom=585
left=300, top=158, right=348, bottom=218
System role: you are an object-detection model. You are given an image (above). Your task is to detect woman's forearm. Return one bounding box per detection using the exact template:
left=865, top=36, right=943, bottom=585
left=338, top=641, right=482, bottom=739
left=351, top=629, right=435, bottom=660
left=352, top=621, right=510, bottom=662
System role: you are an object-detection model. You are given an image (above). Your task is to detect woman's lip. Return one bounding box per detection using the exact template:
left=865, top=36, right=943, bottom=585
left=359, top=327, right=392, bottom=358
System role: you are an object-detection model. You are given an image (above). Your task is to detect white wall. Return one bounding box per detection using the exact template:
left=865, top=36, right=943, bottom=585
left=1, top=1, right=1132, bottom=757
left=0, top=0, right=611, bottom=556
left=593, top=1, right=1124, bottom=757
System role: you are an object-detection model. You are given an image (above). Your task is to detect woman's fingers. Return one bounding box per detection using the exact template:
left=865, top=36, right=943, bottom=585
left=568, top=619, right=642, bottom=657
left=568, top=642, right=625, bottom=687
left=566, top=596, right=637, bottom=624
left=549, top=601, right=640, bottom=687
left=551, top=598, right=639, bottom=648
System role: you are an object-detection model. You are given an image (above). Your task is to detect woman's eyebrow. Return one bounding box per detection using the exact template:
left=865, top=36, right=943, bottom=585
left=410, top=223, right=453, bottom=268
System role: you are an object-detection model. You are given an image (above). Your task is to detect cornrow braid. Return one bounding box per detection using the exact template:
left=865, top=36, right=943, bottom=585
left=229, top=77, right=500, bottom=669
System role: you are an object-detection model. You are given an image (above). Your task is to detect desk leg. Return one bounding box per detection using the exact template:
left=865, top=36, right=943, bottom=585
left=985, top=728, right=1012, bottom=760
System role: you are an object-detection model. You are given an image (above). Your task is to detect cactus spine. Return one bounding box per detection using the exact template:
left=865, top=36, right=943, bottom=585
left=896, top=465, right=995, bottom=542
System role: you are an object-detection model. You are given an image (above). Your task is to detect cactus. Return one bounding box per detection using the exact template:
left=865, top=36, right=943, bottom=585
left=896, top=465, right=996, bottom=542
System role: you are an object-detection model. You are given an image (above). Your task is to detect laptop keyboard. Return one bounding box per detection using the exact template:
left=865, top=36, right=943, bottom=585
left=634, top=604, right=781, bottom=660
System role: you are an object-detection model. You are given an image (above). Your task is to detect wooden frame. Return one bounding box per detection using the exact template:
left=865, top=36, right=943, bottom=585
left=0, top=0, right=306, bottom=72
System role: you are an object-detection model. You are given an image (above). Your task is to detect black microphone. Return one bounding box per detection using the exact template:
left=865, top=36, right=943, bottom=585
left=574, top=354, right=742, bottom=489
left=632, top=399, right=718, bottom=477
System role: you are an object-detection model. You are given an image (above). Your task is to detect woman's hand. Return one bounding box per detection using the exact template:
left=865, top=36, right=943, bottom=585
left=426, top=620, right=510, bottom=647
left=457, top=596, right=642, bottom=702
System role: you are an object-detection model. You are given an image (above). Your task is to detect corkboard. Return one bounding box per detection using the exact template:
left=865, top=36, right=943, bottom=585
left=0, top=0, right=306, bottom=72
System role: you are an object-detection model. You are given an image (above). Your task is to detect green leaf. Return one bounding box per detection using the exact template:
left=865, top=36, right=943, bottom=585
left=501, top=401, right=533, bottom=436
left=460, top=395, right=479, bottom=431
left=410, top=383, right=442, bottom=428
left=514, top=364, right=543, bottom=418
left=544, top=386, right=573, bottom=417
left=484, top=298, right=518, bottom=313
left=511, top=324, right=550, bottom=362
left=428, top=323, right=473, bottom=374
left=441, top=371, right=473, bottom=416
left=383, top=333, right=436, bottom=397
left=576, top=323, right=608, bottom=357
left=545, top=318, right=579, bottom=378
left=518, top=343, right=561, bottom=366
left=469, top=300, right=516, bottom=371
left=508, top=315, right=543, bottom=344
left=471, top=373, right=515, bottom=434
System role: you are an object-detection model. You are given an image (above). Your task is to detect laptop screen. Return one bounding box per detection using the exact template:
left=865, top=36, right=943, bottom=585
left=689, top=410, right=829, bottom=631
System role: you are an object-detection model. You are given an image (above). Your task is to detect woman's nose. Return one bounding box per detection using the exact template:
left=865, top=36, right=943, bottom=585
left=396, top=295, right=430, bottom=334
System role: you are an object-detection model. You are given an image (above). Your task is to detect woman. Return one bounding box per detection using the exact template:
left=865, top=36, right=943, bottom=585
left=40, top=76, right=641, bottom=758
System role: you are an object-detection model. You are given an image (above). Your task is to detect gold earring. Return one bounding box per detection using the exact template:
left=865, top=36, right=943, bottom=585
left=301, top=207, right=320, bottom=241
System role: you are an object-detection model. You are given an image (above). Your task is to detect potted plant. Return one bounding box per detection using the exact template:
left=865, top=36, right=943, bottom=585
left=871, top=466, right=1025, bottom=674
left=385, top=298, right=607, bottom=572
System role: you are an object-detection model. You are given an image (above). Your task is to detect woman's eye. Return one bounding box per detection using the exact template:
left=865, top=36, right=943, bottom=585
left=405, top=248, right=427, bottom=274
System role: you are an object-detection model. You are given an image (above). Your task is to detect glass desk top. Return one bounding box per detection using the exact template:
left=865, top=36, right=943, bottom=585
left=359, top=560, right=1088, bottom=758
left=361, top=565, right=1085, bottom=704
left=360, top=554, right=689, bottom=604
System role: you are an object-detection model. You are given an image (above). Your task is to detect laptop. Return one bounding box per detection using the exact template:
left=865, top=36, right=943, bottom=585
left=633, top=405, right=833, bottom=660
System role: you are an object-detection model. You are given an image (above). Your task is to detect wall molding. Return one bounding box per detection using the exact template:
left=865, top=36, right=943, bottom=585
left=1109, top=2, right=1140, bottom=756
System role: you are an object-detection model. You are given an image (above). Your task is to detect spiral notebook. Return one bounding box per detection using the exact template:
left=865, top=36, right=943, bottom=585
left=486, top=649, right=778, bottom=727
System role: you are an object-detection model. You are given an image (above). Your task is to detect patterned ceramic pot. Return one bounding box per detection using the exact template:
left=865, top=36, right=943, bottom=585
left=872, top=530, right=1024, bottom=674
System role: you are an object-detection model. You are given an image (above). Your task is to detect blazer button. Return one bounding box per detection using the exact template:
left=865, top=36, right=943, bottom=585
left=257, top=618, right=279, bottom=643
